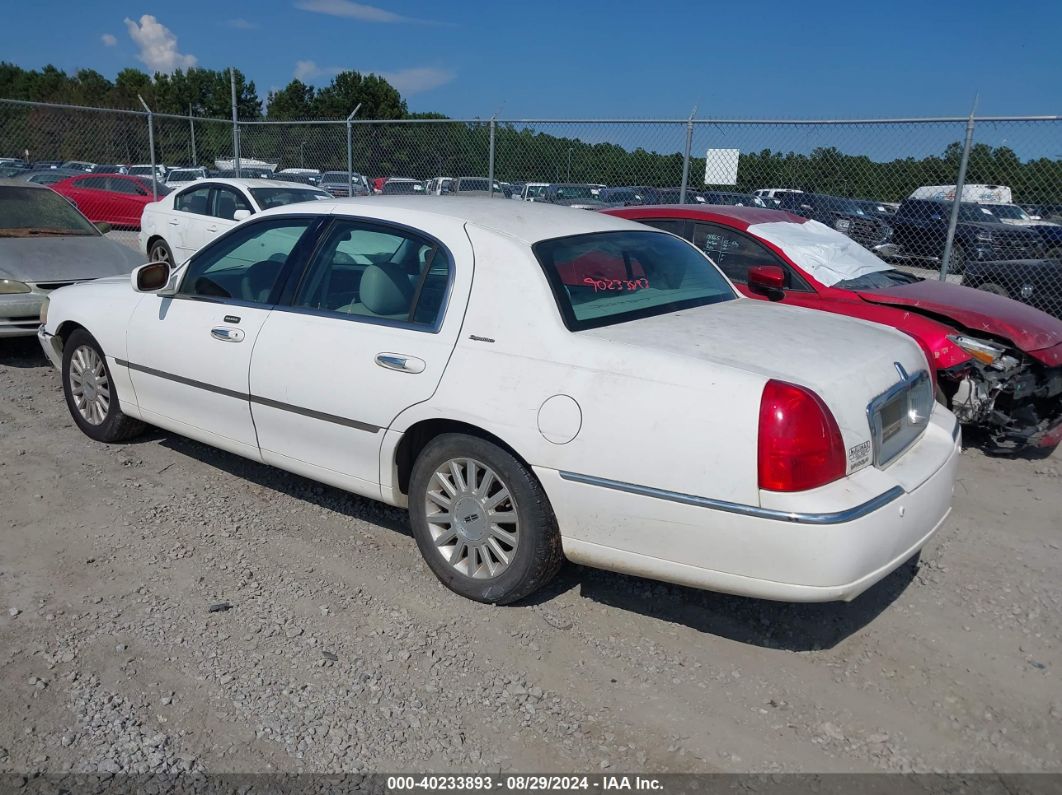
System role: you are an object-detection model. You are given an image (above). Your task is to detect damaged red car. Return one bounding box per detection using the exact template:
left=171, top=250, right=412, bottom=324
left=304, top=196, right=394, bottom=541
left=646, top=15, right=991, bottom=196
left=605, top=205, right=1062, bottom=452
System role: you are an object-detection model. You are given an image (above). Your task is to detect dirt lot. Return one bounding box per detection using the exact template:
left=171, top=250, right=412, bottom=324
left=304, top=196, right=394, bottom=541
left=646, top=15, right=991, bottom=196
left=1, top=335, right=1059, bottom=776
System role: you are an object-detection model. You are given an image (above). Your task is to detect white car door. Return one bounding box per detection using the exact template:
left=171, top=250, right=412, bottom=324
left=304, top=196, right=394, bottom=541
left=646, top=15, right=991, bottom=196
left=169, top=184, right=215, bottom=259
left=248, top=215, right=473, bottom=496
left=125, top=216, right=319, bottom=458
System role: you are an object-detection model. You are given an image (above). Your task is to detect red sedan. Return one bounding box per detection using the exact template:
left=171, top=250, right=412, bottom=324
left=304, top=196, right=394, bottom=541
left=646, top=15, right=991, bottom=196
left=50, top=174, right=166, bottom=229
left=605, top=204, right=1062, bottom=451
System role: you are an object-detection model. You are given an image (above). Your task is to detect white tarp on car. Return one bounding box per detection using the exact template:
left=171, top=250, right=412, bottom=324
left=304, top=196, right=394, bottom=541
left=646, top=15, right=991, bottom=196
left=748, top=219, right=893, bottom=288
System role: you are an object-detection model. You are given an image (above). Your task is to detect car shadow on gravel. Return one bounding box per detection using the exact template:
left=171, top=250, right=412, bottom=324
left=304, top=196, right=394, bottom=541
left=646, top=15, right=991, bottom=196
left=134, top=430, right=916, bottom=650
left=566, top=554, right=921, bottom=652
left=0, top=337, right=50, bottom=368
left=154, top=435, right=412, bottom=536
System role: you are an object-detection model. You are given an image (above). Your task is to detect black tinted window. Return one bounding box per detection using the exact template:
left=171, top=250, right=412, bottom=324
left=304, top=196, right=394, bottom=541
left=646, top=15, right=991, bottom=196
left=175, top=186, right=212, bottom=214
left=692, top=222, right=807, bottom=290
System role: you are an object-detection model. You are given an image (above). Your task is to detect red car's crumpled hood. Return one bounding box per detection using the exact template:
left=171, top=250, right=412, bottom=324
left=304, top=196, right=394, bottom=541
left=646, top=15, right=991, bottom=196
left=855, top=279, right=1062, bottom=357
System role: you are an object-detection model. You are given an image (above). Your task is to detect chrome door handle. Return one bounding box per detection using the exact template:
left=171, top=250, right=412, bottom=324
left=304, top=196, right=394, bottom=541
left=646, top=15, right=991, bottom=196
left=375, top=353, right=425, bottom=374
left=210, top=326, right=245, bottom=342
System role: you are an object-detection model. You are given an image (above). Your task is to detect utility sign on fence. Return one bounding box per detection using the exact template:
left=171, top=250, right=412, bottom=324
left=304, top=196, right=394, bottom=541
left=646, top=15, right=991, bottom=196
left=704, top=148, right=740, bottom=186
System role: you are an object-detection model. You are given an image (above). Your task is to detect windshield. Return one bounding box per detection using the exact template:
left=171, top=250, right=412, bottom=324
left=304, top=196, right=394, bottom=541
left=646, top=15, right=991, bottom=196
left=534, top=230, right=736, bottom=331
left=320, top=172, right=348, bottom=183
left=957, top=203, right=1000, bottom=222
left=249, top=187, right=331, bottom=209
left=552, top=185, right=597, bottom=200
left=0, top=185, right=98, bottom=236
left=459, top=179, right=490, bottom=191
left=382, top=181, right=424, bottom=194
left=748, top=219, right=893, bottom=288
left=835, top=269, right=921, bottom=290
left=985, top=204, right=1030, bottom=220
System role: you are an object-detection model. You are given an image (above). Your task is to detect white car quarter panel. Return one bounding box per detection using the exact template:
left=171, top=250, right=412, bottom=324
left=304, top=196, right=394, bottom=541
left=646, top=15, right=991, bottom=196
left=546, top=410, right=958, bottom=600
left=386, top=224, right=764, bottom=507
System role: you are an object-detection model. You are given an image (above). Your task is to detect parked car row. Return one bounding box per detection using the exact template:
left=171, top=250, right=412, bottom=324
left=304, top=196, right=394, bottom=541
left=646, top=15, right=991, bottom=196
left=6, top=178, right=1062, bottom=607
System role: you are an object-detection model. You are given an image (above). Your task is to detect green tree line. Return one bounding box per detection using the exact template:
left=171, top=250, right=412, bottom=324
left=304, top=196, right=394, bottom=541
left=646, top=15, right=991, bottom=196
left=1, top=63, right=1059, bottom=203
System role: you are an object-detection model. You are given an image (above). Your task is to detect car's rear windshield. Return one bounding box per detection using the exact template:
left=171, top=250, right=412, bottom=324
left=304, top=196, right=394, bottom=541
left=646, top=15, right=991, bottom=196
left=249, top=187, right=331, bottom=209
left=0, top=186, right=98, bottom=236
left=533, top=230, right=736, bottom=331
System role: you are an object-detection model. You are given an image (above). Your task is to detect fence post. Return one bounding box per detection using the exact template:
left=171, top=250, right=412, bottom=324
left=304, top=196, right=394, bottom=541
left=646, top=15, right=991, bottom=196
left=940, top=97, right=978, bottom=281
left=488, top=116, right=497, bottom=198
left=679, top=107, right=696, bottom=204
left=347, top=103, right=361, bottom=197
left=137, top=95, right=157, bottom=200
left=230, top=68, right=241, bottom=178
left=189, top=104, right=196, bottom=167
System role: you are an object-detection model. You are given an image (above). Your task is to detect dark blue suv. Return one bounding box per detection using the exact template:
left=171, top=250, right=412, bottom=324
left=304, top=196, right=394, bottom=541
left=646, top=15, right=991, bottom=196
left=891, top=198, right=1044, bottom=273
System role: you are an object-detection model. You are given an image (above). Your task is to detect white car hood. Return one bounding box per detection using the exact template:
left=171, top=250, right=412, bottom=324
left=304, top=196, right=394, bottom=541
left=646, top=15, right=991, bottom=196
left=748, top=219, right=893, bottom=287
left=582, top=298, right=927, bottom=445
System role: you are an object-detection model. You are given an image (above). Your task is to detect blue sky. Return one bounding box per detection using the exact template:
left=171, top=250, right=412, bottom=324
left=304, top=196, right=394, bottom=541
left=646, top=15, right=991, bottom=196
left=2, top=0, right=1059, bottom=119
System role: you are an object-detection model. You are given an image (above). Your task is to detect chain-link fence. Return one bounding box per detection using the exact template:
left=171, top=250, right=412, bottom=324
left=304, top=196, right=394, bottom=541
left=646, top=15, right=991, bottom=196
left=2, top=97, right=1060, bottom=317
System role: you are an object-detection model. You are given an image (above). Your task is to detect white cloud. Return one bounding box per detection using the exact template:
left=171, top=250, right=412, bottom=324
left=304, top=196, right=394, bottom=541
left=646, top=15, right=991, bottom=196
left=378, top=67, right=455, bottom=95
left=293, top=61, right=455, bottom=95
left=101, top=33, right=118, bottom=47
left=226, top=18, right=259, bottom=29
left=123, top=14, right=198, bottom=73
left=294, top=60, right=343, bottom=81
left=294, top=0, right=446, bottom=25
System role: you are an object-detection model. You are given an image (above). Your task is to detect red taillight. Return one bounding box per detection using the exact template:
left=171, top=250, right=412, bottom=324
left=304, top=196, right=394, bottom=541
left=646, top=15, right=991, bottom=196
left=758, top=379, right=846, bottom=492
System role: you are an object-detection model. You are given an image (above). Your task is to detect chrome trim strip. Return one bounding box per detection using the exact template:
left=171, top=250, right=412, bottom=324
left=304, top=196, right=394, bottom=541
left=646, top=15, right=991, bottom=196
left=248, top=394, right=379, bottom=433
left=557, top=471, right=904, bottom=525
left=116, top=358, right=246, bottom=401
left=115, top=358, right=380, bottom=434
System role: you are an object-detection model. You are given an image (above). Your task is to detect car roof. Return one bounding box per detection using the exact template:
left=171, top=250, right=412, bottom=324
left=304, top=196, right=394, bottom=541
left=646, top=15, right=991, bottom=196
left=261, top=196, right=646, bottom=244
left=176, top=178, right=328, bottom=190
left=608, top=203, right=807, bottom=229
left=0, top=178, right=48, bottom=189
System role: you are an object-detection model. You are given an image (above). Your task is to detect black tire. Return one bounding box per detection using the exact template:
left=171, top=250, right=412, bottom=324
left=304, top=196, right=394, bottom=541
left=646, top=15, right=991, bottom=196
left=62, top=329, right=146, bottom=443
left=977, top=282, right=1011, bottom=298
left=148, top=237, right=174, bottom=265
left=408, top=433, right=564, bottom=604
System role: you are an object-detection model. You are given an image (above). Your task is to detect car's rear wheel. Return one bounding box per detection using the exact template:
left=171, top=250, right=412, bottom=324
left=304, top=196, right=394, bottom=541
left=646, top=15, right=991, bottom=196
left=977, top=282, right=1011, bottom=298
left=148, top=238, right=173, bottom=265
left=62, top=329, right=145, bottom=443
left=409, top=433, right=563, bottom=604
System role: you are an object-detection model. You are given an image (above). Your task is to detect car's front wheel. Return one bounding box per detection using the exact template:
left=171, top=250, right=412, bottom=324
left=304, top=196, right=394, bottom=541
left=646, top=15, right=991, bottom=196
left=409, top=433, right=564, bottom=604
left=62, top=329, right=145, bottom=443
left=148, top=238, right=174, bottom=266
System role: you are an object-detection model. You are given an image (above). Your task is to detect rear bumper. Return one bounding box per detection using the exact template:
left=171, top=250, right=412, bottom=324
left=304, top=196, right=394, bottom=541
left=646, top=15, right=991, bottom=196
left=541, top=406, right=960, bottom=603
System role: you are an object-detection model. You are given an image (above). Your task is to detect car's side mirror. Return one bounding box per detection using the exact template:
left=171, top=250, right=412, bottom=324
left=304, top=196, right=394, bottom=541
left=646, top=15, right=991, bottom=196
left=748, top=265, right=786, bottom=301
left=131, top=261, right=171, bottom=294
left=233, top=209, right=251, bottom=221
left=94, top=221, right=112, bottom=234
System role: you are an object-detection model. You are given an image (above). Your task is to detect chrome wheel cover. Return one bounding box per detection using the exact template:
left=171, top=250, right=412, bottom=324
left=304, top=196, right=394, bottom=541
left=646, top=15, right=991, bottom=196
left=69, top=345, right=110, bottom=425
left=424, top=458, right=519, bottom=579
left=150, top=242, right=170, bottom=263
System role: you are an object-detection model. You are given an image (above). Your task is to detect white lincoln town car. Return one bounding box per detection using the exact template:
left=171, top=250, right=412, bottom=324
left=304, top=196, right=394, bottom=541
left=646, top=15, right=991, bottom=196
left=38, top=198, right=960, bottom=605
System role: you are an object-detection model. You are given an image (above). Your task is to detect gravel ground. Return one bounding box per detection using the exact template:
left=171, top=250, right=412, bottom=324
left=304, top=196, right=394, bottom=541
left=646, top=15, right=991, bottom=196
left=1, top=336, right=1059, bottom=776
